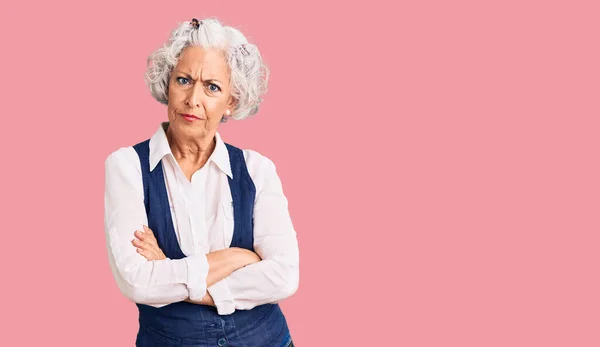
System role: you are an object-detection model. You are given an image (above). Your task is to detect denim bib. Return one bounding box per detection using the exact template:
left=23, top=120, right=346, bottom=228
left=132, top=139, right=292, bottom=347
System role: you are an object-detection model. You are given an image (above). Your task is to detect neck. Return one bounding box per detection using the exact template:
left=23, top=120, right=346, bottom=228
left=165, top=125, right=216, bottom=168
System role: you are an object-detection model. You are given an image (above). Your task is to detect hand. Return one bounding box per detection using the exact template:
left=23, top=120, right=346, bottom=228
left=185, top=291, right=215, bottom=306
left=206, top=247, right=260, bottom=263
left=239, top=248, right=262, bottom=265
left=203, top=248, right=262, bottom=288
left=132, top=225, right=167, bottom=261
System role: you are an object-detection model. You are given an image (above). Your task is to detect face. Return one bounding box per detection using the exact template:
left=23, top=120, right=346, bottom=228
left=166, top=46, right=236, bottom=140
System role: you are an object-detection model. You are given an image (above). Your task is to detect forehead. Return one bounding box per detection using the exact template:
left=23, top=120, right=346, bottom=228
left=175, top=46, right=229, bottom=79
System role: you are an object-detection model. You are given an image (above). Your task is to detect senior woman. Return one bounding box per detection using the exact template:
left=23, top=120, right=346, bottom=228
left=104, top=18, right=299, bottom=347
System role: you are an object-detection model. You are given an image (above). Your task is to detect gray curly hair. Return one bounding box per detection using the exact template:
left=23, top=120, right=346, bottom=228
left=144, top=18, right=269, bottom=121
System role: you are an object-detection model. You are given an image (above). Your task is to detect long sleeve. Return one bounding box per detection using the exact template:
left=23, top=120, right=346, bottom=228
left=104, top=147, right=210, bottom=307
left=208, top=151, right=299, bottom=314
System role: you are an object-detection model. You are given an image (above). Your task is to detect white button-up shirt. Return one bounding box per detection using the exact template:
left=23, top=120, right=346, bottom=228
left=104, top=122, right=299, bottom=315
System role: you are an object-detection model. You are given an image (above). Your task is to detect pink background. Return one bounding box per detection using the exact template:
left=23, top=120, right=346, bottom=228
left=2, top=0, right=599, bottom=346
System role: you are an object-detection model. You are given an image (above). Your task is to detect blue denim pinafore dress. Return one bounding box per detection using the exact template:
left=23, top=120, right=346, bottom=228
left=132, top=139, right=293, bottom=347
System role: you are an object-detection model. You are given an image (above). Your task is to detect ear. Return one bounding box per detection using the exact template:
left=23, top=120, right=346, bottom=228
left=227, top=96, right=238, bottom=110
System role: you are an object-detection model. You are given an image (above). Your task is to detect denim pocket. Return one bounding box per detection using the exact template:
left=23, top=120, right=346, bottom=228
left=252, top=303, right=277, bottom=327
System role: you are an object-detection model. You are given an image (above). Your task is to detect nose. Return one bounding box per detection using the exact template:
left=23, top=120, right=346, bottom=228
left=185, top=83, right=203, bottom=108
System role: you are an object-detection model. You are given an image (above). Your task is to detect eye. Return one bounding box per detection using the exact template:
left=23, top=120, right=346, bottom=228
left=208, top=83, right=221, bottom=92
left=176, top=77, right=190, bottom=85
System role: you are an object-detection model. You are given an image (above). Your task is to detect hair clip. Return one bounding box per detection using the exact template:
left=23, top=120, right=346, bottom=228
left=239, top=44, right=251, bottom=57
left=191, top=18, right=202, bottom=29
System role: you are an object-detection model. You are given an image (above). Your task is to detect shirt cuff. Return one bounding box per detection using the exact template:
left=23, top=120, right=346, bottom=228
left=208, top=278, right=235, bottom=315
left=185, top=254, right=209, bottom=302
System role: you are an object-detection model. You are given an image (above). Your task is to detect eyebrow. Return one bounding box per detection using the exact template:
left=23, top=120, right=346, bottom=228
left=174, top=72, right=223, bottom=84
left=204, top=78, right=223, bottom=84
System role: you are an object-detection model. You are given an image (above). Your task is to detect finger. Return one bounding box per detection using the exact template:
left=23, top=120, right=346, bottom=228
left=143, top=225, right=157, bottom=241
left=140, top=229, right=159, bottom=247
left=131, top=239, right=145, bottom=250
left=134, top=230, right=146, bottom=241
left=136, top=234, right=158, bottom=250
left=132, top=239, right=154, bottom=252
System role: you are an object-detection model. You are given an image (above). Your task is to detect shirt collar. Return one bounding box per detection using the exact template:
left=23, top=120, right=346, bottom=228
left=149, top=122, right=233, bottom=179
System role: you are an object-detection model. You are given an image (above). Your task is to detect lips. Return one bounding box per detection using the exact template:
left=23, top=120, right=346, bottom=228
left=180, top=114, right=202, bottom=122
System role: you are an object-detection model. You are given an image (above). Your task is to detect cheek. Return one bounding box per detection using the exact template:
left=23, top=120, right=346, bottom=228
left=199, top=100, right=215, bottom=115
left=209, top=96, right=230, bottom=111
left=167, top=90, right=185, bottom=109
left=167, top=104, right=176, bottom=118
left=167, top=85, right=177, bottom=101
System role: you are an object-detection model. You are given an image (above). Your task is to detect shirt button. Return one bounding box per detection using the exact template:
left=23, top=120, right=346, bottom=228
left=218, top=337, right=227, bottom=346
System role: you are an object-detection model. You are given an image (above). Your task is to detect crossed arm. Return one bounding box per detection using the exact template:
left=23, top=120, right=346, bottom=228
left=105, top=148, right=299, bottom=313
left=131, top=225, right=261, bottom=307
